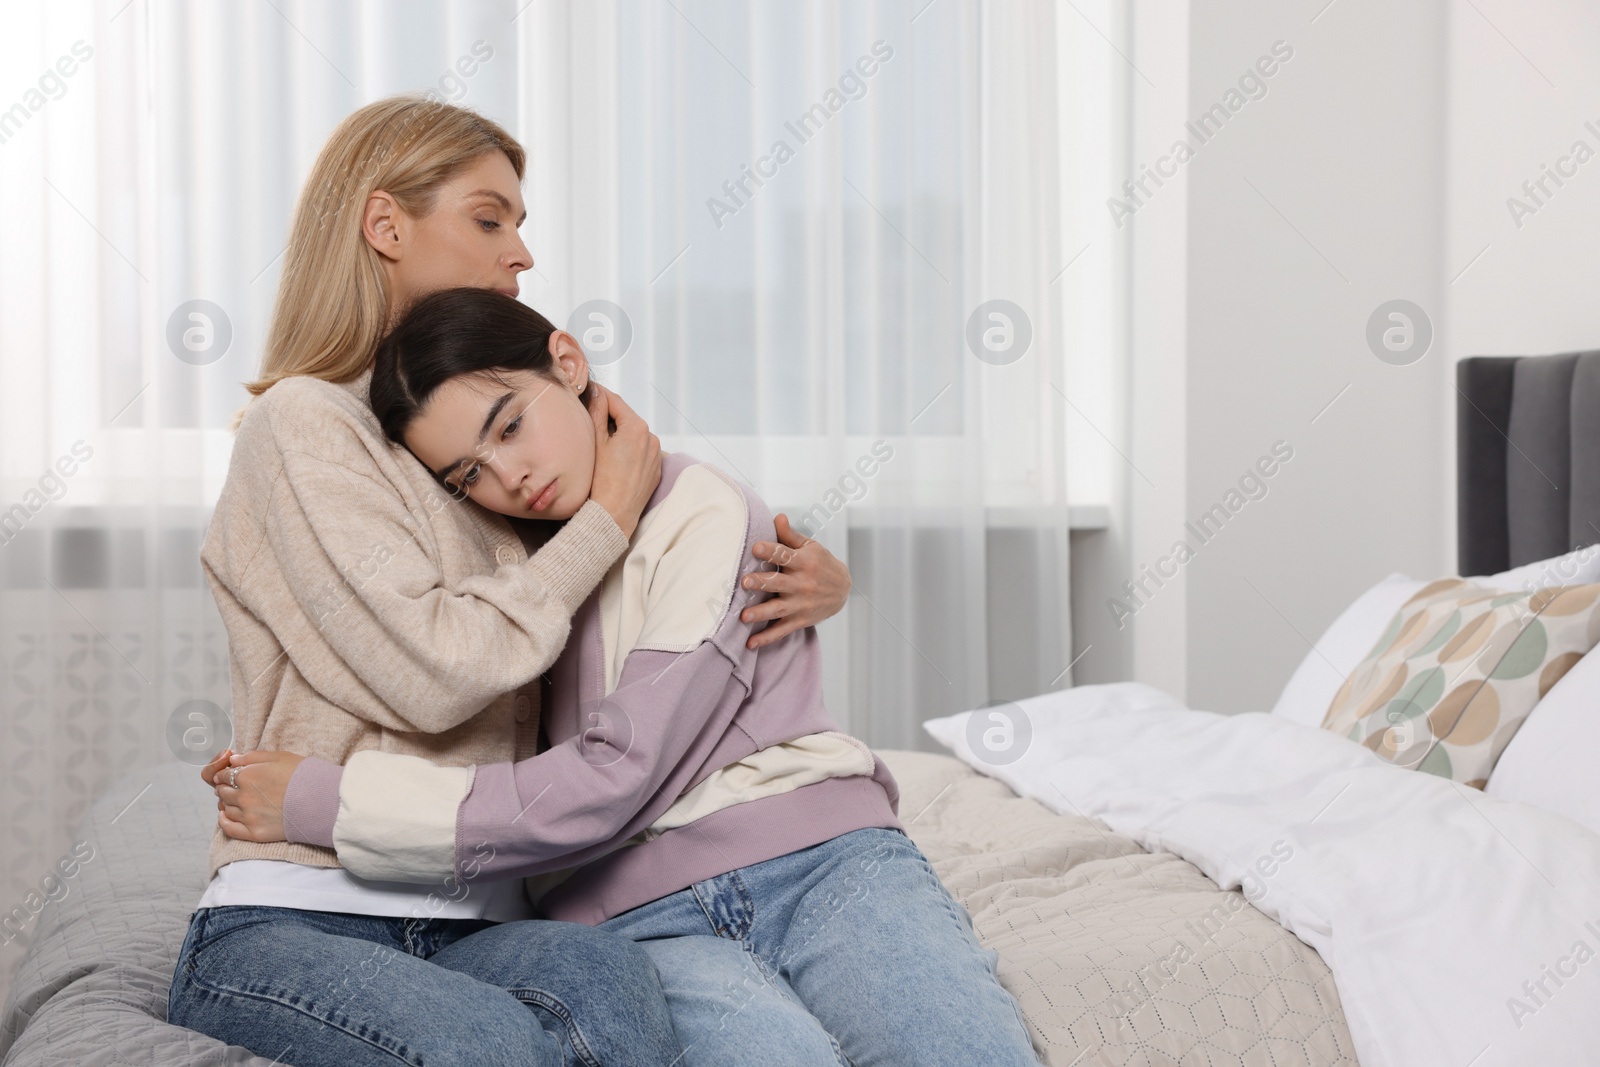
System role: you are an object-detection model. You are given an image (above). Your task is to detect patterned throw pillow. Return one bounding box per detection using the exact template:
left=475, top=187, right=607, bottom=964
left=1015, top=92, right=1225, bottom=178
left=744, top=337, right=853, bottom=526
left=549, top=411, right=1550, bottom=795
left=1320, top=578, right=1600, bottom=787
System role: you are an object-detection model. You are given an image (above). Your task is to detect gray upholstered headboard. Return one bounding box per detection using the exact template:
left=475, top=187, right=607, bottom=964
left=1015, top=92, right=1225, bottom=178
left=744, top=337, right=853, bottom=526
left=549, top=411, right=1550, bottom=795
left=1458, top=352, right=1600, bottom=575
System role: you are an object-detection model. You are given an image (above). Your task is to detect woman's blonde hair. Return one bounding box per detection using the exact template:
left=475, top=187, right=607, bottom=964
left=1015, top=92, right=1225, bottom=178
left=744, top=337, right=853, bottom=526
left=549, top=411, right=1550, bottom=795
left=242, top=95, right=525, bottom=409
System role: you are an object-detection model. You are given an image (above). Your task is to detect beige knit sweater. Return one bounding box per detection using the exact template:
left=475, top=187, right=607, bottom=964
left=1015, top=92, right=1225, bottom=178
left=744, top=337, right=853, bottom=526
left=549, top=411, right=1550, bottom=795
left=202, top=368, right=629, bottom=879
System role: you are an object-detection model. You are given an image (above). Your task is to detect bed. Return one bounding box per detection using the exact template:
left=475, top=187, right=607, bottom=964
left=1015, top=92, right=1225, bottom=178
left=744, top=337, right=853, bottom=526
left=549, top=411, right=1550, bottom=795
left=2, top=352, right=1597, bottom=1066
left=0, top=750, right=1360, bottom=1067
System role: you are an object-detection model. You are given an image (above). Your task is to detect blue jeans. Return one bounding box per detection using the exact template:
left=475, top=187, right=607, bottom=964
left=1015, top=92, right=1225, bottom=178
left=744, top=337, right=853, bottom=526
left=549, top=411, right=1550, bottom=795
left=166, top=905, right=677, bottom=1067
left=600, top=828, right=1039, bottom=1066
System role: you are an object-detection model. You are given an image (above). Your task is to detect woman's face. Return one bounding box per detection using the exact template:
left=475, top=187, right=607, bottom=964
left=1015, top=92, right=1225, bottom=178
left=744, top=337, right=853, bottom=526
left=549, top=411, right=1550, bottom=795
left=367, top=151, right=532, bottom=312
left=403, top=336, right=597, bottom=521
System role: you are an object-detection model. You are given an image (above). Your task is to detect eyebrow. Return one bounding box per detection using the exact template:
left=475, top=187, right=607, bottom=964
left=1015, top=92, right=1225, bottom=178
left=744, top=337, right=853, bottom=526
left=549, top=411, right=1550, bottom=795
left=432, top=391, right=514, bottom=480
left=465, top=188, right=528, bottom=227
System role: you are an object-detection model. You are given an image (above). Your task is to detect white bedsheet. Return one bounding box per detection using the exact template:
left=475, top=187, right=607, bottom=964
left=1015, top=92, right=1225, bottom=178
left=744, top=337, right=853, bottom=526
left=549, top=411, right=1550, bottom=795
left=925, top=683, right=1600, bottom=1067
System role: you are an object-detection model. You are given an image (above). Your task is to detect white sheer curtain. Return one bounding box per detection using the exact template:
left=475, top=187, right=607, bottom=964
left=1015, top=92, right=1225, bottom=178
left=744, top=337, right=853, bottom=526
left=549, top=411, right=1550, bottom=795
left=521, top=0, right=1111, bottom=744
left=0, top=0, right=1117, bottom=1001
left=0, top=0, right=533, bottom=1004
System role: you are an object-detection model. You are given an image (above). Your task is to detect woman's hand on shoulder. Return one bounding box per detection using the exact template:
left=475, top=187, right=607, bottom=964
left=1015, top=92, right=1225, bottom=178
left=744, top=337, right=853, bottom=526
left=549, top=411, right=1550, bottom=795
left=587, top=384, right=661, bottom=540
left=741, top=513, right=852, bottom=649
left=205, top=749, right=305, bottom=843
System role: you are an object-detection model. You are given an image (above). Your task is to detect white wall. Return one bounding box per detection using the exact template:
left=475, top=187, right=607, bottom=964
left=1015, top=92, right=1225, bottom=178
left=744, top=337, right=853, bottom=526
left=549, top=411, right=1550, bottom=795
left=1073, top=1, right=1600, bottom=713
left=1077, top=0, right=1457, bottom=710
left=1445, top=2, right=1600, bottom=359
left=1182, top=0, right=1452, bottom=712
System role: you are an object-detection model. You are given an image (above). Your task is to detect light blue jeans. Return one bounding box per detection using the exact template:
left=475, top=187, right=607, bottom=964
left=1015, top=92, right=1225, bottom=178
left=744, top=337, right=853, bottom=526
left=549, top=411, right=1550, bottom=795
left=167, top=905, right=678, bottom=1066
left=600, top=827, right=1040, bottom=1066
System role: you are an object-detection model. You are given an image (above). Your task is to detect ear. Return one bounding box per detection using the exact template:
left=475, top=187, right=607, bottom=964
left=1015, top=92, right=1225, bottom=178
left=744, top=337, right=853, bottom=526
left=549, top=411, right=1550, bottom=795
left=362, top=190, right=404, bottom=263
left=548, top=331, right=591, bottom=394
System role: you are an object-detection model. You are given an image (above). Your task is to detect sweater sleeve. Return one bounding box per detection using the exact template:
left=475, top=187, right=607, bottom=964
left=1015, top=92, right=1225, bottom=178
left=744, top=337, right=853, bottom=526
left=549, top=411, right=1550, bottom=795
left=257, top=431, right=628, bottom=734
left=283, top=468, right=768, bottom=883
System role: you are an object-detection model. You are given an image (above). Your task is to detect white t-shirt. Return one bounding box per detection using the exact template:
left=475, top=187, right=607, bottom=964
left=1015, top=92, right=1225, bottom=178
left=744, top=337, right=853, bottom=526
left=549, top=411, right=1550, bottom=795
left=196, top=860, right=536, bottom=922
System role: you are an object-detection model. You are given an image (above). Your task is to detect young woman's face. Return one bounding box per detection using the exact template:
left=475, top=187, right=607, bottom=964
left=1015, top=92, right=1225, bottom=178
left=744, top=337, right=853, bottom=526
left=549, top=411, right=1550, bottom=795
left=369, top=151, right=533, bottom=311
left=403, top=337, right=597, bottom=521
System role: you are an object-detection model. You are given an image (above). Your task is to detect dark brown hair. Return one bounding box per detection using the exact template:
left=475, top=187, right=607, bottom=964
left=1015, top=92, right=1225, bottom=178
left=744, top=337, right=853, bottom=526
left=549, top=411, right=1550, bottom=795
left=370, top=287, right=592, bottom=450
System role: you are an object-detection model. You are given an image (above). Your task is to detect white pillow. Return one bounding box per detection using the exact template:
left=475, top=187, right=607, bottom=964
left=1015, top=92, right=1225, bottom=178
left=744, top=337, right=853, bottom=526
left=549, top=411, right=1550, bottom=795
left=1485, top=644, right=1600, bottom=837
left=1479, top=542, right=1600, bottom=592
left=1477, top=545, right=1600, bottom=835
left=1269, top=574, right=1423, bottom=727
left=1270, top=546, right=1600, bottom=729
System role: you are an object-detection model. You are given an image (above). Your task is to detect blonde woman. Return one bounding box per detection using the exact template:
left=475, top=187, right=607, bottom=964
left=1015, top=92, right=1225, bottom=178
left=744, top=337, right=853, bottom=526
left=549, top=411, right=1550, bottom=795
left=165, top=97, right=853, bottom=1067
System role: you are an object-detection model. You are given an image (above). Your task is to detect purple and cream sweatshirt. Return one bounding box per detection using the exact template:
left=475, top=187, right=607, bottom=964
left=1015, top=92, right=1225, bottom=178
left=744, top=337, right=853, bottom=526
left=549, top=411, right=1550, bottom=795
left=280, top=453, right=902, bottom=924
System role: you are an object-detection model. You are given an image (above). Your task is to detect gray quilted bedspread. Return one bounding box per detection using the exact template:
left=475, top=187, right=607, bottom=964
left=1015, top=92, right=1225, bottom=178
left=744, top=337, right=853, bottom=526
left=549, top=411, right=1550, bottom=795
left=0, top=760, right=281, bottom=1066
left=1, top=753, right=1359, bottom=1066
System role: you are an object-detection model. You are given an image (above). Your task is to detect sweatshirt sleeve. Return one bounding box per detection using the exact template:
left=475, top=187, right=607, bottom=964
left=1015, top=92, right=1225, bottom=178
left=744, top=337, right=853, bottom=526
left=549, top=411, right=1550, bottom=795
left=251, top=399, right=628, bottom=734
left=284, top=467, right=769, bottom=883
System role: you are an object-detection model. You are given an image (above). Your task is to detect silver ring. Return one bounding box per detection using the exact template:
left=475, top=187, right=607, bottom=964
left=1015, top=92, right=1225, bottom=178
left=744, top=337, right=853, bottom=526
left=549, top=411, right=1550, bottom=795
left=226, top=767, right=238, bottom=789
